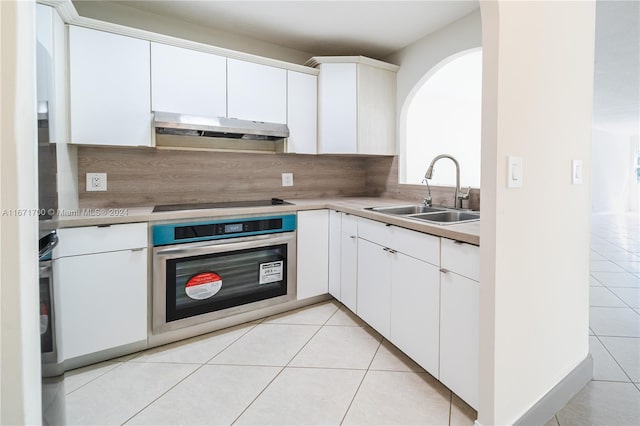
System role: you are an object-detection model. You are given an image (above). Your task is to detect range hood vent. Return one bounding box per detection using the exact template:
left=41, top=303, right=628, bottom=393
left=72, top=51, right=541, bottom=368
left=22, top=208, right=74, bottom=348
left=154, top=111, right=289, bottom=142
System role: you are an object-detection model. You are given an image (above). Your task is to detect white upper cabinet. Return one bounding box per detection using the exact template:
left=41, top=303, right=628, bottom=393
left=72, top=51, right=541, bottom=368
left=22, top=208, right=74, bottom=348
left=287, top=71, right=318, bottom=154
left=36, top=4, right=67, bottom=143
left=309, top=56, right=399, bottom=155
left=151, top=43, right=227, bottom=118
left=69, top=26, right=151, bottom=147
left=227, top=59, right=287, bottom=123
left=317, top=63, right=358, bottom=154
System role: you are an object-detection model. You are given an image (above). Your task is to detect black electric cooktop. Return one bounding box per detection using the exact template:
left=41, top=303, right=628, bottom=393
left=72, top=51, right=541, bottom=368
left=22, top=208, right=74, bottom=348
left=152, top=198, right=293, bottom=213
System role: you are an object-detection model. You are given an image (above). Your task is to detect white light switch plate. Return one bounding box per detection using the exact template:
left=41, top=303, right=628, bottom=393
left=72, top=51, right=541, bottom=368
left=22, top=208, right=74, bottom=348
left=86, top=173, right=107, bottom=191
left=507, top=156, right=523, bottom=188
left=282, top=172, right=294, bottom=187
left=572, top=160, right=583, bottom=184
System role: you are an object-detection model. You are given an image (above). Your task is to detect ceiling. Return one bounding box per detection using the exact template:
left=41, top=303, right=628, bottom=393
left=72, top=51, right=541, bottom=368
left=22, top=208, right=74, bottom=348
left=110, top=0, right=479, bottom=58
left=86, top=1, right=638, bottom=137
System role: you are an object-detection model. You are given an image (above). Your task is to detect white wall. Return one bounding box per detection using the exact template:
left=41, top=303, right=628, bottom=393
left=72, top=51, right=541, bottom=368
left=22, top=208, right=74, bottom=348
left=479, top=1, right=595, bottom=425
left=73, top=0, right=314, bottom=65
left=0, top=0, right=42, bottom=423
left=592, top=128, right=638, bottom=213
left=384, top=9, right=482, bottom=186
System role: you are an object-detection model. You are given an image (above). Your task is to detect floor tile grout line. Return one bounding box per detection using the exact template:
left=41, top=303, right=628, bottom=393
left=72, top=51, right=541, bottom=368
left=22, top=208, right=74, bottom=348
left=229, top=365, right=287, bottom=425
left=593, top=334, right=638, bottom=384
left=65, top=361, right=126, bottom=396
left=338, top=336, right=384, bottom=425
left=229, top=305, right=338, bottom=425
left=202, top=322, right=261, bottom=365
left=120, top=322, right=261, bottom=425
left=118, top=361, right=217, bottom=425
left=591, top=284, right=633, bottom=309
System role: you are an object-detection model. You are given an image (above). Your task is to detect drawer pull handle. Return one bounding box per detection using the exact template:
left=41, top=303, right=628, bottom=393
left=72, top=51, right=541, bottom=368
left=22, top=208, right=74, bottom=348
left=453, top=240, right=465, bottom=245
left=350, top=235, right=356, bottom=239
left=385, top=223, right=392, bottom=227
left=131, top=248, right=144, bottom=252
left=440, top=268, right=450, bottom=274
left=97, top=224, right=112, bottom=228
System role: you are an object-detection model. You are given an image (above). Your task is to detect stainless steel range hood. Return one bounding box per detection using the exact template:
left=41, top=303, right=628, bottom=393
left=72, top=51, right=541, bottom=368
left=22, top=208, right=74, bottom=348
left=154, top=111, right=289, bottom=141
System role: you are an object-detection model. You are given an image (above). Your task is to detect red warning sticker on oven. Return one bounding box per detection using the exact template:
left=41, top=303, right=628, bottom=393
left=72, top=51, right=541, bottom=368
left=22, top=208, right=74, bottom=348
left=259, top=261, right=283, bottom=284
left=185, top=272, right=222, bottom=300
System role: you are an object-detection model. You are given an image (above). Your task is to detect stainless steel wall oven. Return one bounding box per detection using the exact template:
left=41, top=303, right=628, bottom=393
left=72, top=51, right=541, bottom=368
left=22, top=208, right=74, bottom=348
left=152, top=214, right=296, bottom=334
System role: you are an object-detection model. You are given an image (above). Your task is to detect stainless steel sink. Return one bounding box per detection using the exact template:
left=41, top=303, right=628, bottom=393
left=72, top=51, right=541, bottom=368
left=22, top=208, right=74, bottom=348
left=367, top=204, right=480, bottom=225
left=410, top=211, right=480, bottom=224
left=369, top=205, right=447, bottom=215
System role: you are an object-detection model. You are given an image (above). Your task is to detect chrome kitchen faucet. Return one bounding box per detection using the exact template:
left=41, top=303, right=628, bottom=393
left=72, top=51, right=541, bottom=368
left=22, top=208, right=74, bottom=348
left=424, top=154, right=471, bottom=209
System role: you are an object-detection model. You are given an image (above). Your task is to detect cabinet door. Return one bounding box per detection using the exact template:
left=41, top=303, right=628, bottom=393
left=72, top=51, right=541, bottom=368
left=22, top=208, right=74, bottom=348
left=357, top=239, right=391, bottom=337
left=317, top=63, right=357, bottom=154
left=227, top=59, right=286, bottom=123
left=69, top=26, right=151, bottom=147
left=54, top=249, right=148, bottom=360
left=357, top=63, right=397, bottom=155
left=328, top=210, right=342, bottom=300
left=391, top=253, right=440, bottom=377
left=287, top=71, right=317, bottom=154
left=151, top=43, right=226, bottom=117
left=340, top=231, right=358, bottom=313
left=440, top=271, right=479, bottom=409
left=297, top=210, right=329, bottom=300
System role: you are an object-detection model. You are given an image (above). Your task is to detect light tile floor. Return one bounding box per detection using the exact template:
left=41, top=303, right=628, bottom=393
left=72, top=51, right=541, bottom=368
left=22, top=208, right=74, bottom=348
left=546, top=213, right=640, bottom=426
left=64, top=301, right=477, bottom=425
left=64, top=213, right=639, bottom=425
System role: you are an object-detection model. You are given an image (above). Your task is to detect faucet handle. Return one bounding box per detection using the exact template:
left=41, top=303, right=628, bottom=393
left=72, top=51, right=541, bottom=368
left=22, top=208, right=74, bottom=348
left=459, top=186, right=471, bottom=200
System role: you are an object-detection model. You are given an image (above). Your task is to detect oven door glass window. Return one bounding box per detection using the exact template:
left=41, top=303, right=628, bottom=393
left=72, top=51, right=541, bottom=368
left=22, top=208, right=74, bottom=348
left=166, top=244, right=288, bottom=322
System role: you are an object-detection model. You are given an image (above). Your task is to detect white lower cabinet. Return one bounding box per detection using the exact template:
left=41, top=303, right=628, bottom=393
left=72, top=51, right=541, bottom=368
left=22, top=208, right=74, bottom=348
left=339, top=214, right=358, bottom=312
left=297, top=210, right=329, bottom=300
left=356, top=238, right=391, bottom=337
left=328, top=210, right=342, bottom=299
left=53, top=223, right=148, bottom=361
left=439, top=239, right=480, bottom=409
left=390, top=252, right=440, bottom=377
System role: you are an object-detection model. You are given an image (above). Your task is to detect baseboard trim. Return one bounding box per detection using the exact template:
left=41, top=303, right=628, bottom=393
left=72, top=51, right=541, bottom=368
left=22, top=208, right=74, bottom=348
left=514, top=354, right=593, bottom=425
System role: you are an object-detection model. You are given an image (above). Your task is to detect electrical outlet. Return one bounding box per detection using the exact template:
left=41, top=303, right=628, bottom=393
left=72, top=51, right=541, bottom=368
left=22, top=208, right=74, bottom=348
left=281, top=172, right=294, bottom=187
left=86, top=173, right=107, bottom=192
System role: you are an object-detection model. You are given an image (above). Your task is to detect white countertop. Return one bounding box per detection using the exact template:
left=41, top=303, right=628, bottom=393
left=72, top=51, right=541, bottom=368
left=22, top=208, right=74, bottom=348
left=41, top=197, right=480, bottom=245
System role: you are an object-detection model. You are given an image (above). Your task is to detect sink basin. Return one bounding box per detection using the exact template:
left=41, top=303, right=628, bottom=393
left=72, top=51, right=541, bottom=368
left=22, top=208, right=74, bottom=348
left=367, top=204, right=480, bottom=225
left=369, top=205, right=447, bottom=215
left=410, top=211, right=480, bottom=224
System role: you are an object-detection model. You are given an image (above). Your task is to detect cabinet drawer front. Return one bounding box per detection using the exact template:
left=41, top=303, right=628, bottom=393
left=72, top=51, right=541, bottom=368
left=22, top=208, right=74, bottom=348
left=441, top=238, right=480, bottom=281
left=55, top=223, right=148, bottom=258
left=391, top=226, right=439, bottom=266
left=357, top=217, right=391, bottom=246
left=341, top=213, right=358, bottom=236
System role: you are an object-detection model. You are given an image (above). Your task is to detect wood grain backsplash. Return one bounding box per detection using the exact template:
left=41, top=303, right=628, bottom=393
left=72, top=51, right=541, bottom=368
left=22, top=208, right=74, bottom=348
left=78, top=148, right=480, bottom=210
left=78, top=147, right=369, bottom=207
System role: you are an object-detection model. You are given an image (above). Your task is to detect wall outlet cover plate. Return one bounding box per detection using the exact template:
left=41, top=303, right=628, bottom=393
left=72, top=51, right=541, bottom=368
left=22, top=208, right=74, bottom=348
left=86, top=173, right=107, bottom=191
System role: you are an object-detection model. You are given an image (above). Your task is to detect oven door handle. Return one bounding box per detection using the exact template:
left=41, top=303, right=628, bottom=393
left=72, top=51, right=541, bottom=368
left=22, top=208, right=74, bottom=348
left=154, top=233, right=295, bottom=258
